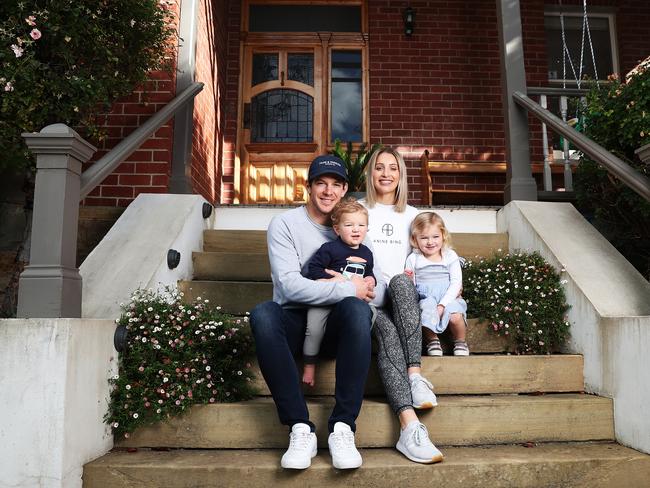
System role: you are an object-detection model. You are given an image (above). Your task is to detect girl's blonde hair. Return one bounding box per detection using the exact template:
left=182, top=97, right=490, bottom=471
left=331, top=198, right=368, bottom=226
left=364, top=147, right=409, bottom=212
left=409, top=212, right=452, bottom=250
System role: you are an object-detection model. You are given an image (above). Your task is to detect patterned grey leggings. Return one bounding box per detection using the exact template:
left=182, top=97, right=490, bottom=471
left=373, top=273, right=421, bottom=414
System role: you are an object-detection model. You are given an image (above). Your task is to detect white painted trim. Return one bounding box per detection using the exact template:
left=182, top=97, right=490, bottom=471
left=498, top=201, right=650, bottom=454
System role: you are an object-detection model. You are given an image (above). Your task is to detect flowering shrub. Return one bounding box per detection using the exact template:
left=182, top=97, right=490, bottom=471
left=105, top=288, right=257, bottom=439
left=575, top=56, right=650, bottom=278
left=0, top=0, right=175, bottom=171
left=462, top=251, right=570, bottom=354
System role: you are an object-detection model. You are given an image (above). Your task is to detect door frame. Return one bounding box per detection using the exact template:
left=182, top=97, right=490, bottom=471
left=234, top=0, right=369, bottom=204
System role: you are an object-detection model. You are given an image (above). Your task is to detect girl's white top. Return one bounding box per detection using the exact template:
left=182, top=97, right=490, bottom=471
left=361, top=200, right=420, bottom=284
left=404, top=248, right=463, bottom=307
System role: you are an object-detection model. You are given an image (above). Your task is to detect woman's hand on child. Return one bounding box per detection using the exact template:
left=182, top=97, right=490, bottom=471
left=404, top=269, right=414, bottom=281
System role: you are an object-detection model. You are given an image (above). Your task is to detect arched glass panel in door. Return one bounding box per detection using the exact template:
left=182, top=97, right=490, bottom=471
left=251, top=89, right=313, bottom=142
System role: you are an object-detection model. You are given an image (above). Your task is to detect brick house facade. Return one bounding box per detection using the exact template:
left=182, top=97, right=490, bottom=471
left=83, top=0, right=650, bottom=207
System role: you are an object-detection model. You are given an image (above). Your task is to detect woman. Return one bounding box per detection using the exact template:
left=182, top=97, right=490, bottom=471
left=361, top=147, right=444, bottom=464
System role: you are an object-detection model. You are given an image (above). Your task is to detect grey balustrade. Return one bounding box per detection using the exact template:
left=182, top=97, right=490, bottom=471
left=17, top=82, right=204, bottom=318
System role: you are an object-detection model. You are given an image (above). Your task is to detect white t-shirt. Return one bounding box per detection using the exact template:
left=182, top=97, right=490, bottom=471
left=361, top=201, right=420, bottom=284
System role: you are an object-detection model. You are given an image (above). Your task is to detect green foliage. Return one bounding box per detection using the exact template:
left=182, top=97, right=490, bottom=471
left=105, top=288, right=257, bottom=440
left=0, top=0, right=175, bottom=171
left=330, top=139, right=382, bottom=192
left=575, top=57, right=650, bottom=278
left=463, top=251, right=571, bottom=354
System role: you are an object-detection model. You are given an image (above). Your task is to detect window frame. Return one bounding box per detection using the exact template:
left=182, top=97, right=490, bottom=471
left=543, top=9, right=619, bottom=85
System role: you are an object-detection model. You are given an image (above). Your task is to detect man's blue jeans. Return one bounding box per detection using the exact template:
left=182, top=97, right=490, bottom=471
left=250, top=297, right=372, bottom=433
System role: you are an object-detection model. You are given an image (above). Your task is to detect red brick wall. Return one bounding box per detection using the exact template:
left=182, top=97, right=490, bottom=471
left=369, top=0, right=516, bottom=203
left=89, top=0, right=649, bottom=207
left=617, top=1, right=650, bottom=73
left=83, top=1, right=180, bottom=207
left=190, top=0, right=230, bottom=203
left=221, top=0, right=242, bottom=204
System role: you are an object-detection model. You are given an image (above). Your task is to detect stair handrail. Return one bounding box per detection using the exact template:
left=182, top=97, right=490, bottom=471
left=513, top=91, right=650, bottom=202
left=81, top=81, right=204, bottom=198
left=17, top=81, right=204, bottom=318
left=526, top=86, right=589, bottom=97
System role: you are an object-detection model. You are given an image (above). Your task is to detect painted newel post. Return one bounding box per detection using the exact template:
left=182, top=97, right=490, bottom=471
left=495, top=0, right=538, bottom=203
left=17, top=124, right=96, bottom=318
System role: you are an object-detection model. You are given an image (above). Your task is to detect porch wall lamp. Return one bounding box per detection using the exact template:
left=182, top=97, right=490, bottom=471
left=403, top=6, right=415, bottom=36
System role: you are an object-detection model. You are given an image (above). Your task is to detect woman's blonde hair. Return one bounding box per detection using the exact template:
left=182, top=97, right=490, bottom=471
left=364, top=147, right=409, bottom=212
left=409, top=212, right=452, bottom=250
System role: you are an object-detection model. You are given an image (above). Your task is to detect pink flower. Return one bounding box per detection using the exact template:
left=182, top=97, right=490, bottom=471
left=30, top=29, right=42, bottom=40
left=25, top=16, right=36, bottom=26
left=11, top=44, right=24, bottom=58
left=4, top=82, right=14, bottom=92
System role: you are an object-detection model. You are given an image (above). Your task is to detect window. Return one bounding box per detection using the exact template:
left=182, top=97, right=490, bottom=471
left=331, top=50, right=363, bottom=142
left=544, top=11, right=618, bottom=82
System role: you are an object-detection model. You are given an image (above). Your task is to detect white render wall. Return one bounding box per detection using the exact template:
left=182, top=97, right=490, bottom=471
left=0, top=318, right=116, bottom=488
left=81, top=193, right=213, bottom=319
left=498, top=201, right=650, bottom=454
left=213, top=205, right=499, bottom=233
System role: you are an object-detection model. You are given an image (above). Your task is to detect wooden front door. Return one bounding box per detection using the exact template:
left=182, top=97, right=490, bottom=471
left=237, top=1, right=369, bottom=204
left=240, top=45, right=324, bottom=204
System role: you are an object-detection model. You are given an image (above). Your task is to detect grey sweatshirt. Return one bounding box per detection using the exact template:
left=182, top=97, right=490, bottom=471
left=267, top=206, right=386, bottom=307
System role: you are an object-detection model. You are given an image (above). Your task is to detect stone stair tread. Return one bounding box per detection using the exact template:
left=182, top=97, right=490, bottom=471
left=252, top=354, right=585, bottom=395
left=84, top=442, right=650, bottom=488
left=192, top=251, right=270, bottom=281
left=202, top=230, right=508, bottom=259
left=118, top=394, right=614, bottom=449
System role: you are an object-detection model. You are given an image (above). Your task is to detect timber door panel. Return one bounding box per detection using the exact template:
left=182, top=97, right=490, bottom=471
left=241, top=45, right=323, bottom=204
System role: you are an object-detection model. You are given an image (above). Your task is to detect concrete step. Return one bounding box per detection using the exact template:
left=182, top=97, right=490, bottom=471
left=203, top=230, right=509, bottom=259
left=252, top=355, right=584, bottom=396
left=118, top=394, right=613, bottom=449
left=84, top=442, right=650, bottom=488
left=192, top=251, right=270, bottom=281
left=178, top=279, right=271, bottom=315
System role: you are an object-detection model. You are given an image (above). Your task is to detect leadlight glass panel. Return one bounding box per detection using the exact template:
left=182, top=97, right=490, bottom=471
left=251, top=89, right=313, bottom=142
left=331, top=50, right=362, bottom=142
left=288, top=53, right=314, bottom=86
left=252, top=53, right=279, bottom=86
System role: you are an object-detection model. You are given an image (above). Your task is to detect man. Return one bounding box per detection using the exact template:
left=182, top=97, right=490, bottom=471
left=250, top=155, right=385, bottom=470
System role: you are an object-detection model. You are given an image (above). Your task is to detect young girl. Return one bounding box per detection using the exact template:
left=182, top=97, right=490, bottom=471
left=405, top=212, right=469, bottom=356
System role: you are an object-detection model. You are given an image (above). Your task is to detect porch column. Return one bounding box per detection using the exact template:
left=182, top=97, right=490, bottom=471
left=169, top=0, right=199, bottom=194
left=496, top=0, right=537, bottom=202
left=17, top=124, right=96, bottom=318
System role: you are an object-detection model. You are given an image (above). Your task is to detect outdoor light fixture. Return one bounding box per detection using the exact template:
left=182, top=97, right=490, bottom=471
left=202, top=202, right=213, bottom=219
left=167, top=249, right=181, bottom=269
left=403, top=6, right=415, bottom=36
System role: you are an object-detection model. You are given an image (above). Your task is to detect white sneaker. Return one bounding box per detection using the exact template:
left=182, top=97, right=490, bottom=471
left=396, top=421, right=444, bottom=464
left=410, top=374, right=438, bottom=409
left=280, top=423, right=317, bottom=469
left=328, top=422, right=362, bottom=469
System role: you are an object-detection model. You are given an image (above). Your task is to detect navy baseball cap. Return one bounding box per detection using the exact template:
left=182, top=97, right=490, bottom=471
left=308, top=155, right=348, bottom=183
